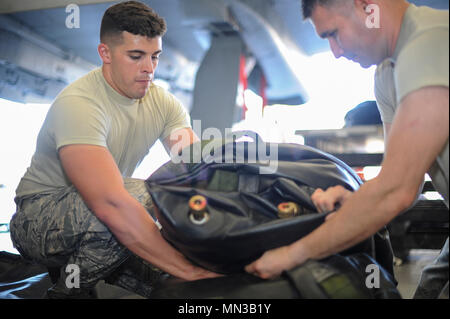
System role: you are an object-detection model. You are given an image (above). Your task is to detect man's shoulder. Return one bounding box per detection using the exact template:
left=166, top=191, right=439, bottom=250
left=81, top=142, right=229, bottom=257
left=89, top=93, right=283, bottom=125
left=392, top=6, right=449, bottom=105
left=397, top=6, right=448, bottom=69
left=48, top=68, right=108, bottom=119
left=394, top=5, right=448, bottom=68
left=410, top=5, right=448, bottom=27
left=55, top=68, right=102, bottom=101
left=402, top=5, right=448, bottom=47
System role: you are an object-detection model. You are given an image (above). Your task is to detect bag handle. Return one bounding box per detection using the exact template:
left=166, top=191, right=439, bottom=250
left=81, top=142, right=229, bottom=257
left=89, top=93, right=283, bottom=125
left=224, top=130, right=265, bottom=145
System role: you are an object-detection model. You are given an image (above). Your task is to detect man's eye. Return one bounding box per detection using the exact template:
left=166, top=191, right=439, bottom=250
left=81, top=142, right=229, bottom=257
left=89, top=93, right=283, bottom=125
left=152, top=55, right=160, bottom=61
left=130, top=56, right=141, bottom=60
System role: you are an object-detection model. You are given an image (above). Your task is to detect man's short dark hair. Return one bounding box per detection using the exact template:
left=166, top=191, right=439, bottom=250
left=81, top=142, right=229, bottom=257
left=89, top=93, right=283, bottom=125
left=301, top=0, right=341, bottom=19
left=100, top=1, right=167, bottom=44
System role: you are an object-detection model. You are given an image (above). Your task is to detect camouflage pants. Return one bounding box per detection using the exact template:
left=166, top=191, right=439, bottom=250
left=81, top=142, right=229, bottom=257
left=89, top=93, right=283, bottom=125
left=10, top=178, right=166, bottom=298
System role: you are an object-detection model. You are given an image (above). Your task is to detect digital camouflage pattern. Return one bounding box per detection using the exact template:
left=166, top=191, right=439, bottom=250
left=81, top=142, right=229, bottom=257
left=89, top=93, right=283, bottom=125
left=10, top=178, right=165, bottom=298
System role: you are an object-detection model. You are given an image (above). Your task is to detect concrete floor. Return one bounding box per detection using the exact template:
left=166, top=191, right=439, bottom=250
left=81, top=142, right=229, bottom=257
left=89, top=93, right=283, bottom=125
left=0, top=231, right=441, bottom=299
left=393, top=249, right=440, bottom=299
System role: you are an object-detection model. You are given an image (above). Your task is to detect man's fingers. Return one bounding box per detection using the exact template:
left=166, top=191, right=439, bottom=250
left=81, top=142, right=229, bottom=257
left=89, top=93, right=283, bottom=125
left=311, top=188, right=324, bottom=195
left=245, top=259, right=272, bottom=279
left=311, top=186, right=351, bottom=213
left=323, top=201, right=335, bottom=213
left=245, top=261, right=261, bottom=277
left=311, top=188, right=324, bottom=202
left=313, top=198, right=333, bottom=213
left=311, top=189, right=325, bottom=212
left=244, top=263, right=254, bottom=274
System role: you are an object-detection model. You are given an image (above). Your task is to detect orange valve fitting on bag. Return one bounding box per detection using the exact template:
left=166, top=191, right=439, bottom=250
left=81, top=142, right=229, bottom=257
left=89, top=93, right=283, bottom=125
left=277, top=202, right=300, bottom=218
left=188, top=195, right=209, bottom=225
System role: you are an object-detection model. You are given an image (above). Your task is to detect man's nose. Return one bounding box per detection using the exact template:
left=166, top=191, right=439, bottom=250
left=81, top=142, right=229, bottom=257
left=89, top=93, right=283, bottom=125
left=329, top=38, right=344, bottom=59
left=142, top=57, right=155, bottom=74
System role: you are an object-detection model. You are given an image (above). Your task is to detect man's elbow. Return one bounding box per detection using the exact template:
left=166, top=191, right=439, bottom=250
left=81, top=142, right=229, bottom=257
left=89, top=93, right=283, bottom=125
left=375, top=169, right=424, bottom=220
left=384, top=186, right=419, bottom=222
left=396, top=189, right=419, bottom=213
left=87, top=199, right=116, bottom=224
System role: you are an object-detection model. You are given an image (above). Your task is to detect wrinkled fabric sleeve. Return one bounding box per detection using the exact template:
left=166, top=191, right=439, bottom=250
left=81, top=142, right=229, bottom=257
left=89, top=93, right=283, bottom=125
left=159, top=92, right=192, bottom=141
left=48, top=95, right=108, bottom=151
left=395, top=27, right=449, bottom=104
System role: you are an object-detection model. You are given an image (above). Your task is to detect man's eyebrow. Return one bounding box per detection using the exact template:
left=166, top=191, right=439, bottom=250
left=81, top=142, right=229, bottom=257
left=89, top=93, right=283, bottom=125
left=126, top=49, right=162, bottom=55
left=126, top=50, right=146, bottom=54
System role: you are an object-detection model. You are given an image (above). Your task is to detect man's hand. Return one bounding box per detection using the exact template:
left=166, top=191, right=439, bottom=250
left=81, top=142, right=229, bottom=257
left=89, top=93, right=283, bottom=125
left=311, top=185, right=352, bottom=213
left=245, top=246, right=297, bottom=279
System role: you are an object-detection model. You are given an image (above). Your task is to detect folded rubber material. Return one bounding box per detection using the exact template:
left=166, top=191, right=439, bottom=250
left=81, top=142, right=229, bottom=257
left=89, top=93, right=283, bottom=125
left=0, top=251, right=52, bottom=299
left=145, top=137, right=394, bottom=276
left=149, top=253, right=401, bottom=299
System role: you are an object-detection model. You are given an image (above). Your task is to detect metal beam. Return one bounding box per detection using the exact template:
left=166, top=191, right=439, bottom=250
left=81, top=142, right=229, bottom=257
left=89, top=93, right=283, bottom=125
left=190, top=33, right=243, bottom=134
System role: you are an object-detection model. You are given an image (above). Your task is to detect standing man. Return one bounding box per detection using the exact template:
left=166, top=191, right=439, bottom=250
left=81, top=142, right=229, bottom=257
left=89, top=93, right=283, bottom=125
left=245, top=0, right=448, bottom=299
left=10, top=1, right=219, bottom=298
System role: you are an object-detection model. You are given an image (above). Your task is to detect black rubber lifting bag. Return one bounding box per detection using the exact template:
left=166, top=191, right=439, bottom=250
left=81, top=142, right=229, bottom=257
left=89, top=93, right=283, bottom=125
left=145, top=135, right=394, bottom=275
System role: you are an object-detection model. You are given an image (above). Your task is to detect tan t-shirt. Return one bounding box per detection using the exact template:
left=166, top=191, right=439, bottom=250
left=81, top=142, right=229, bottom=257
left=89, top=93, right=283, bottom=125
left=375, top=4, right=449, bottom=207
left=16, top=67, right=191, bottom=198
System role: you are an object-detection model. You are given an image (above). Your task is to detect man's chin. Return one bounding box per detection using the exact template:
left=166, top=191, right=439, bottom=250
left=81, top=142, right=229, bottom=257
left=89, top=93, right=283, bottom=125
left=362, top=55, right=383, bottom=68
left=356, top=58, right=376, bottom=69
left=347, top=55, right=375, bottom=68
left=132, top=89, right=149, bottom=99
left=358, top=61, right=373, bottom=69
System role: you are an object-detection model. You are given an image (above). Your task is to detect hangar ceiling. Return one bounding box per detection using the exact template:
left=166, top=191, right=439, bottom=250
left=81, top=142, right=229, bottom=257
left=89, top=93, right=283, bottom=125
left=0, top=0, right=448, bottom=107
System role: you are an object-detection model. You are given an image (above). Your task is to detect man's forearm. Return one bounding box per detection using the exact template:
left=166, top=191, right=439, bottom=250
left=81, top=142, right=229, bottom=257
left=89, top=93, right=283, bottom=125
left=288, top=176, right=414, bottom=264
left=92, top=195, right=202, bottom=280
left=59, top=144, right=217, bottom=280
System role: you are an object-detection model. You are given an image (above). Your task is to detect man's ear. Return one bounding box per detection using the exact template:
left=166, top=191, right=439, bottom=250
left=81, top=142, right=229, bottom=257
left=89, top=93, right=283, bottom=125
left=98, top=43, right=112, bottom=64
